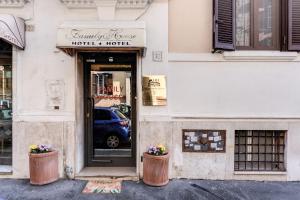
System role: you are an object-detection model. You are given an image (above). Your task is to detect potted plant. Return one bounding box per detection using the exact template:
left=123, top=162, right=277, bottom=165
left=29, top=144, right=59, bottom=185
left=143, top=144, right=170, bottom=187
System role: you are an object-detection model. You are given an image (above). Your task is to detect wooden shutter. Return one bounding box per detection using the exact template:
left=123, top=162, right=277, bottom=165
left=288, top=0, right=300, bottom=51
left=213, top=0, right=236, bottom=51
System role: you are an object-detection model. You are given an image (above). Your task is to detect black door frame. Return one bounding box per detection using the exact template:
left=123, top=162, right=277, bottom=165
left=81, top=51, right=137, bottom=167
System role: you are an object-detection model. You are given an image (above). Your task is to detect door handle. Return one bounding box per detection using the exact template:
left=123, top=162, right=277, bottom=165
left=91, top=97, right=95, bottom=109
left=86, top=97, right=94, bottom=119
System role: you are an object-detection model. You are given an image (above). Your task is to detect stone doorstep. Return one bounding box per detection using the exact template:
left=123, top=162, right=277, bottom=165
left=75, top=167, right=139, bottom=182
left=75, top=176, right=139, bottom=182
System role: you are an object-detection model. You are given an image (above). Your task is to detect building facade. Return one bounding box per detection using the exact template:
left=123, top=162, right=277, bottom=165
left=0, top=0, right=300, bottom=181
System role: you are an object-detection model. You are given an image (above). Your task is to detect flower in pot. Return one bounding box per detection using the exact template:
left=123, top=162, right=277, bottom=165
left=29, top=144, right=59, bottom=185
left=143, top=144, right=170, bottom=187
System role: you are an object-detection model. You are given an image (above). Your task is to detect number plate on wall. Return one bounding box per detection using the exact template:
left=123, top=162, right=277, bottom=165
left=182, top=129, right=226, bottom=153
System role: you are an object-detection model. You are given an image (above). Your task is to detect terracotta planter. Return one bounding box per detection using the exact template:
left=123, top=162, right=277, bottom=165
left=143, top=152, right=170, bottom=186
left=29, top=151, right=59, bottom=185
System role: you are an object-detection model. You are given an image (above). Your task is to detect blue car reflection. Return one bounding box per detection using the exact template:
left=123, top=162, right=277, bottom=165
left=93, top=107, right=131, bottom=149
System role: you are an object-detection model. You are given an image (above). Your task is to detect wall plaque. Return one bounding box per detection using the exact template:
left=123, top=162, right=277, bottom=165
left=46, top=80, right=65, bottom=110
left=142, top=75, right=167, bottom=106
left=182, top=129, right=226, bottom=153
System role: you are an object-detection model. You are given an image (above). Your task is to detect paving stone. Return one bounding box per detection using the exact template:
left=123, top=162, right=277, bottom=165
left=0, top=179, right=299, bottom=200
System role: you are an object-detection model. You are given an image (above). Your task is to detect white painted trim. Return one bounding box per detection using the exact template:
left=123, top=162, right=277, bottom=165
left=223, top=51, right=299, bottom=61
left=171, top=114, right=300, bottom=120
left=234, top=171, right=287, bottom=175
left=58, top=20, right=146, bottom=29
left=140, top=115, right=171, bottom=121
left=168, top=53, right=224, bottom=62
left=14, top=112, right=75, bottom=122
left=139, top=114, right=300, bottom=121
left=168, top=52, right=300, bottom=62
left=12, top=47, right=18, bottom=123
left=136, top=53, right=142, bottom=177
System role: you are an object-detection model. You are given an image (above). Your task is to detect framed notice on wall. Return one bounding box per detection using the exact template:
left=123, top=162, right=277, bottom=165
left=182, top=129, right=226, bottom=153
left=142, top=75, right=167, bottom=106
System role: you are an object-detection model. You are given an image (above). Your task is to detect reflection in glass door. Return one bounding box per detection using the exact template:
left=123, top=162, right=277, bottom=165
left=0, top=40, right=13, bottom=172
left=92, top=69, right=132, bottom=157
left=83, top=53, right=136, bottom=167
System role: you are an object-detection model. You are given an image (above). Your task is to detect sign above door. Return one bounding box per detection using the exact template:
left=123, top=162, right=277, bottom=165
left=56, top=21, right=146, bottom=53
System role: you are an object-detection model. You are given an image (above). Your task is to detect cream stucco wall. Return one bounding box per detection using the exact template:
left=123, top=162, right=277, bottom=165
left=166, top=0, right=300, bottom=181
left=169, top=0, right=212, bottom=53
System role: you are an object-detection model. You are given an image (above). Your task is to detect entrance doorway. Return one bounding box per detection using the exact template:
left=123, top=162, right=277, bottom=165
left=82, top=52, right=137, bottom=167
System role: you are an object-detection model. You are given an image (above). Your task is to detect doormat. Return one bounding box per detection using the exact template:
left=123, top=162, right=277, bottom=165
left=82, top=180, right=122, bottom=194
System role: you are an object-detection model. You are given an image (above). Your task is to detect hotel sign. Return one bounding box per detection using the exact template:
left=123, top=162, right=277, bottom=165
left=57, top=28, right=146, bottom=48
left=142, top=75, right=167, bottom=106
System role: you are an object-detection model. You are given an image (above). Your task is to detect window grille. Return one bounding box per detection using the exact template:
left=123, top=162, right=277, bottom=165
left=235, top=130, right=286, bottom=171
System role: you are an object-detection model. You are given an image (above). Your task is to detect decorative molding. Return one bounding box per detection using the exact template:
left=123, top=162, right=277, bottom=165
left=169, top=53, right=224, bottom=62
left=169, top=52, right=300, bottom=62
left=60, top=0, right=152, bottom=9
left=223, top=51, right=299, bottom=62
left=117, top=0, right=150, bottom=8
left=171, top=114, right=300, bottom=120
left=0, top=0, right=27, bottom=8
left=60, top=0, right=95, bottom=8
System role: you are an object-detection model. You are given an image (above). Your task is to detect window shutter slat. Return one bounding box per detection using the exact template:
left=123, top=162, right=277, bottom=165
left=288, top=0, right=300, bottom=51
left=213, top=0, right=235, bottom=51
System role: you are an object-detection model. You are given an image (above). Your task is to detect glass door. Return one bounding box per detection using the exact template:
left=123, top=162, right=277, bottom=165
left=0, top=40, right=13, bottom=172
left=83, top=52, right=137, bottom=167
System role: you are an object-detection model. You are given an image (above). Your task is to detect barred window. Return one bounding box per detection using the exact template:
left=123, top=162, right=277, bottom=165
left=235, top=130, right=286, bottom=172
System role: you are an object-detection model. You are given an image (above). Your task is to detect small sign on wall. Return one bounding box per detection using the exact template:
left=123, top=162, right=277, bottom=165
left=182, top=129, right=226, bottom=153
left=142, top=75, right=167, bottom=106
left=46, top=80, right=65, bottom=110
left=152, top=51, right=163, bottom=62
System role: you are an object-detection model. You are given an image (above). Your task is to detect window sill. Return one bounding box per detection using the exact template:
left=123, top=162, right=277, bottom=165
left=0, top=165, right=12, bottom=174
left=223, top=51, right=299, bottom=61
left=0, top=172, right=12, bottom=175
left=234, top=171, right=287, bottom=175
